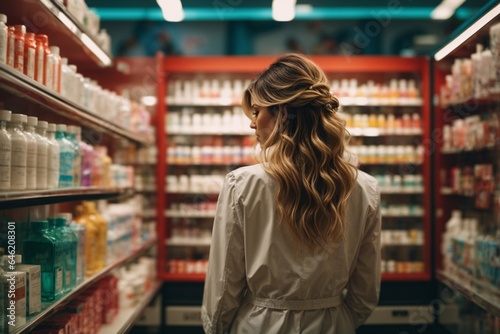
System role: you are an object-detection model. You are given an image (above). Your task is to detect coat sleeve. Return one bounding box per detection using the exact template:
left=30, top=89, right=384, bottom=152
left=202, top=172, right=247, bottom=334
left=344, top=185, right=382, bottom=329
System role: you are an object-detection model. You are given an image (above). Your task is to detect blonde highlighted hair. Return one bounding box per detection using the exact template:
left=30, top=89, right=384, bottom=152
left=242, top=53, right=357, bottom=250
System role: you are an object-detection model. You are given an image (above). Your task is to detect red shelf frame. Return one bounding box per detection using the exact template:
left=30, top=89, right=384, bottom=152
left=157, top=54, right=432, bottom=284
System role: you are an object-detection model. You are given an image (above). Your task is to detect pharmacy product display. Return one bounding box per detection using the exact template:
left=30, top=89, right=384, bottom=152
left=433, top=2, right=500, bottom=327
left=157, top=55, right=432, bottom=283
left=0, top=2, right=158, bottom=333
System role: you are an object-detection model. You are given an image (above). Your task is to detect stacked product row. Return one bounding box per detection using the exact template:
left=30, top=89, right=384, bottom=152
left=166, top=77, right=423, bottom=106
left=0, top=13, right=153, bottom=140
left=167, top=107, right=252, bottom=134
left=439, top=21, right=500, bottom=105
left=0, top=198, right=150, bottom=329
left=0, top=110, right=134, bottom=191
left=342, top=112, right=422, bottom=134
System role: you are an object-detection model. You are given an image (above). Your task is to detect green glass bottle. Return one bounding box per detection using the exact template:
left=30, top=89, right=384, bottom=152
left=22, top=220, right=63, bottom=301
left=54, top=216, right=78, bottom=292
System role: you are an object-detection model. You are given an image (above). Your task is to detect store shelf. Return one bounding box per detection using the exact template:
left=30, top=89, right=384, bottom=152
left=1, top=0, right=111, bottom=69
left=165, top=210, right=215, bottom=218
left=167, top=162, right=251, bottom=167
left=167, top=99, right=423, bottom=107
left=348, top=128, right=422, bottom=137
left=166, top=238, right=212, bottom=247
left=161, top=273, right=206, bottom=282
left=168, top=130, right=254, bottom=136
left=11, top=237, right=157, bottom=334
left=0, top=187, right=134, bottom=209
left=98, top=281, right=162, bottom=334
left=437, top=270, right=500, bottom=318
left=382, top=273, right=430, bottom=281
left=0, top=64, right=152, bottom=146
left=167, top=190, right=220, bottom=195
left=379, top=189, right=424, bottom=194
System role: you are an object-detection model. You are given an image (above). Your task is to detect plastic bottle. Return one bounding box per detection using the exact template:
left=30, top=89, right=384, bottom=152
left=74, top=204, right=98, bottom=276
left=6, top=26, right=13, bottom=68
left=69, top=214, right=86, bottom=285
left=13, top=25, right=26, bottom=73
left=46, top=123, right=60, bottom=189
left=77, top=127, right=93, bottom=187
left=0, top=14, right=7, bottom=64
left=53, top=216, right=77, bottom=292
left=55, top=124, right=74, bottom=188
left=49, top=46, right=61, bottom=93
left=35, top=120, right=49, bottom=190
left=22, top=220, right=64, bottom=301
left=60, top=57, right=70, bottom=100
left=7, top=113, right=27, bottom=190
left=84, top=201, right=108, bottom=270
left=34, top=34, right=49, bottom=85
left=24, top=32, right=36, bottom=79
left=24, top=116, right=38, bottom=190
left=442, top=210, right=461, bottom=275
left=0, top=109, right=11, bottom=190
left=67, top=125, right=81, bottom=187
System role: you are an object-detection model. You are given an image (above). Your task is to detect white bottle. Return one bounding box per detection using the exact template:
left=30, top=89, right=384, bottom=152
left=49, top=46, right=61, bottom=93
left=7, top=113, right=27, bottom=190
left=45, top=53, right=55, bottom=91
left=442, top=210, right=461, bottom=275
left=24, top=116, right=38, bottom=190
left=0, top=14, right=7, bottom=64
left=0, top=109, right=12, bottom=190
left=46, top=123, right=60, bottom=189
left=60, top=57, right=70, bottom=100
left=35, top=120, right=49, bottom=190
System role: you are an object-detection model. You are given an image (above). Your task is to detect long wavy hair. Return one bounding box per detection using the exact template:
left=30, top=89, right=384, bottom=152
left=242, top=53, right=357, bottom=250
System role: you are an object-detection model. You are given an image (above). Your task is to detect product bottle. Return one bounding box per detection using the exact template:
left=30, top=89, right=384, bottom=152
left=22, top=220, right=64, bottom=301
left=24, top=116, right=38, bottom=190
left=13, top=25, right=26, bottom=73
left=49, top=46, right=61, bottom=93
left=55, top=124, right=74, bottom=188
left=78, top=127, right=93, bottom=187
left=34, top=34, right=49, bottom=85
left=46, top=123, right=60, bottom=189
left=74, top=204, right=98, bottom=276
left=6, top=26, right=13, bottom=68
left=67, top=125, right=81, bottom=187
left=60, top=57, right=70, bottom=100
left=84, top=201, right=108, bottom=270
left=0, top=14, right=7, bottom=64
left=69, top=214, right=86, bottom=285
left=53, top=216, right=78, bottom=292
left=0, top=109, right=11, bottom=190
left=23, top=32, right=36, bottom=79
left=35, top=120, right=49, bottom=190
left=442, top=210, right=462, bottom=275
left=7, top=113, right=27, bottom=190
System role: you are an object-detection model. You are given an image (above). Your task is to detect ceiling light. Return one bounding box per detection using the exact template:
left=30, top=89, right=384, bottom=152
left=434, top=3, right=500, bottom=60
left=157, top=0, right=184, bottom=22
left=272, top=0, right=297, bottom=22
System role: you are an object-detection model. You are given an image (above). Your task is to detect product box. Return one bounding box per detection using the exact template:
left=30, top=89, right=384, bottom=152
left=1, top=271, right=27, bottom=332
left=17, top=264, right=42, bottom=315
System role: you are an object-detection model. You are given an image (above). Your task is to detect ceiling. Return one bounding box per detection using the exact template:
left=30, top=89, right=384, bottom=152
left=86, top=0, right=489, bottom=21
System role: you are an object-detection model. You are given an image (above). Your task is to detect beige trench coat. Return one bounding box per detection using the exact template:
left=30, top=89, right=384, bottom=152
left=202, top=163, right=381, bottom=334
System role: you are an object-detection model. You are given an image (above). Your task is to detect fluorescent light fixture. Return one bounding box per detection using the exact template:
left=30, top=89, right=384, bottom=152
left=296, top=4, right=313, bottom=14
left=81, top=33, right=112, bottom=66
left=157, top=0, right=185, bottom=22
left=272, top=0, right=297, bottom=22
left=434, top=3, right=500, bottom=60
left=431, top=0, right=466, bottom=20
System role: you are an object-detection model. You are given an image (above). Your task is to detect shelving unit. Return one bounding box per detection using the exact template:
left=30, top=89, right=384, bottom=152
left=0, top=2, right=159, bottom=332
left=432, top=2, right=500, bottom=327
left=156, top=55, right=433, bottom=329
left=11, top=237, right=156, bottom=334
left=1, top=0, right=112, bottom=69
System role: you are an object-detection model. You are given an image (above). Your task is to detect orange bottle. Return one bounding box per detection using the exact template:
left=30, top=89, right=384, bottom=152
left=74, top=204, right=99, bottom=277
left=6, top=26, right=14, bottom=67
left=35, top=34, right=49, bottom=84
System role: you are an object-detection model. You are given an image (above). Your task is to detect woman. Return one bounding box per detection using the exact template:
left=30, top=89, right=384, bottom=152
left=202, top=53, right=381, bottom=334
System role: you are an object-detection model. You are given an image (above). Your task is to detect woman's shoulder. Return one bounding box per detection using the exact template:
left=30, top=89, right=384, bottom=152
left=354, top=169, right=380, bottom=198
left=225, top=164, right=272, bottom=194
